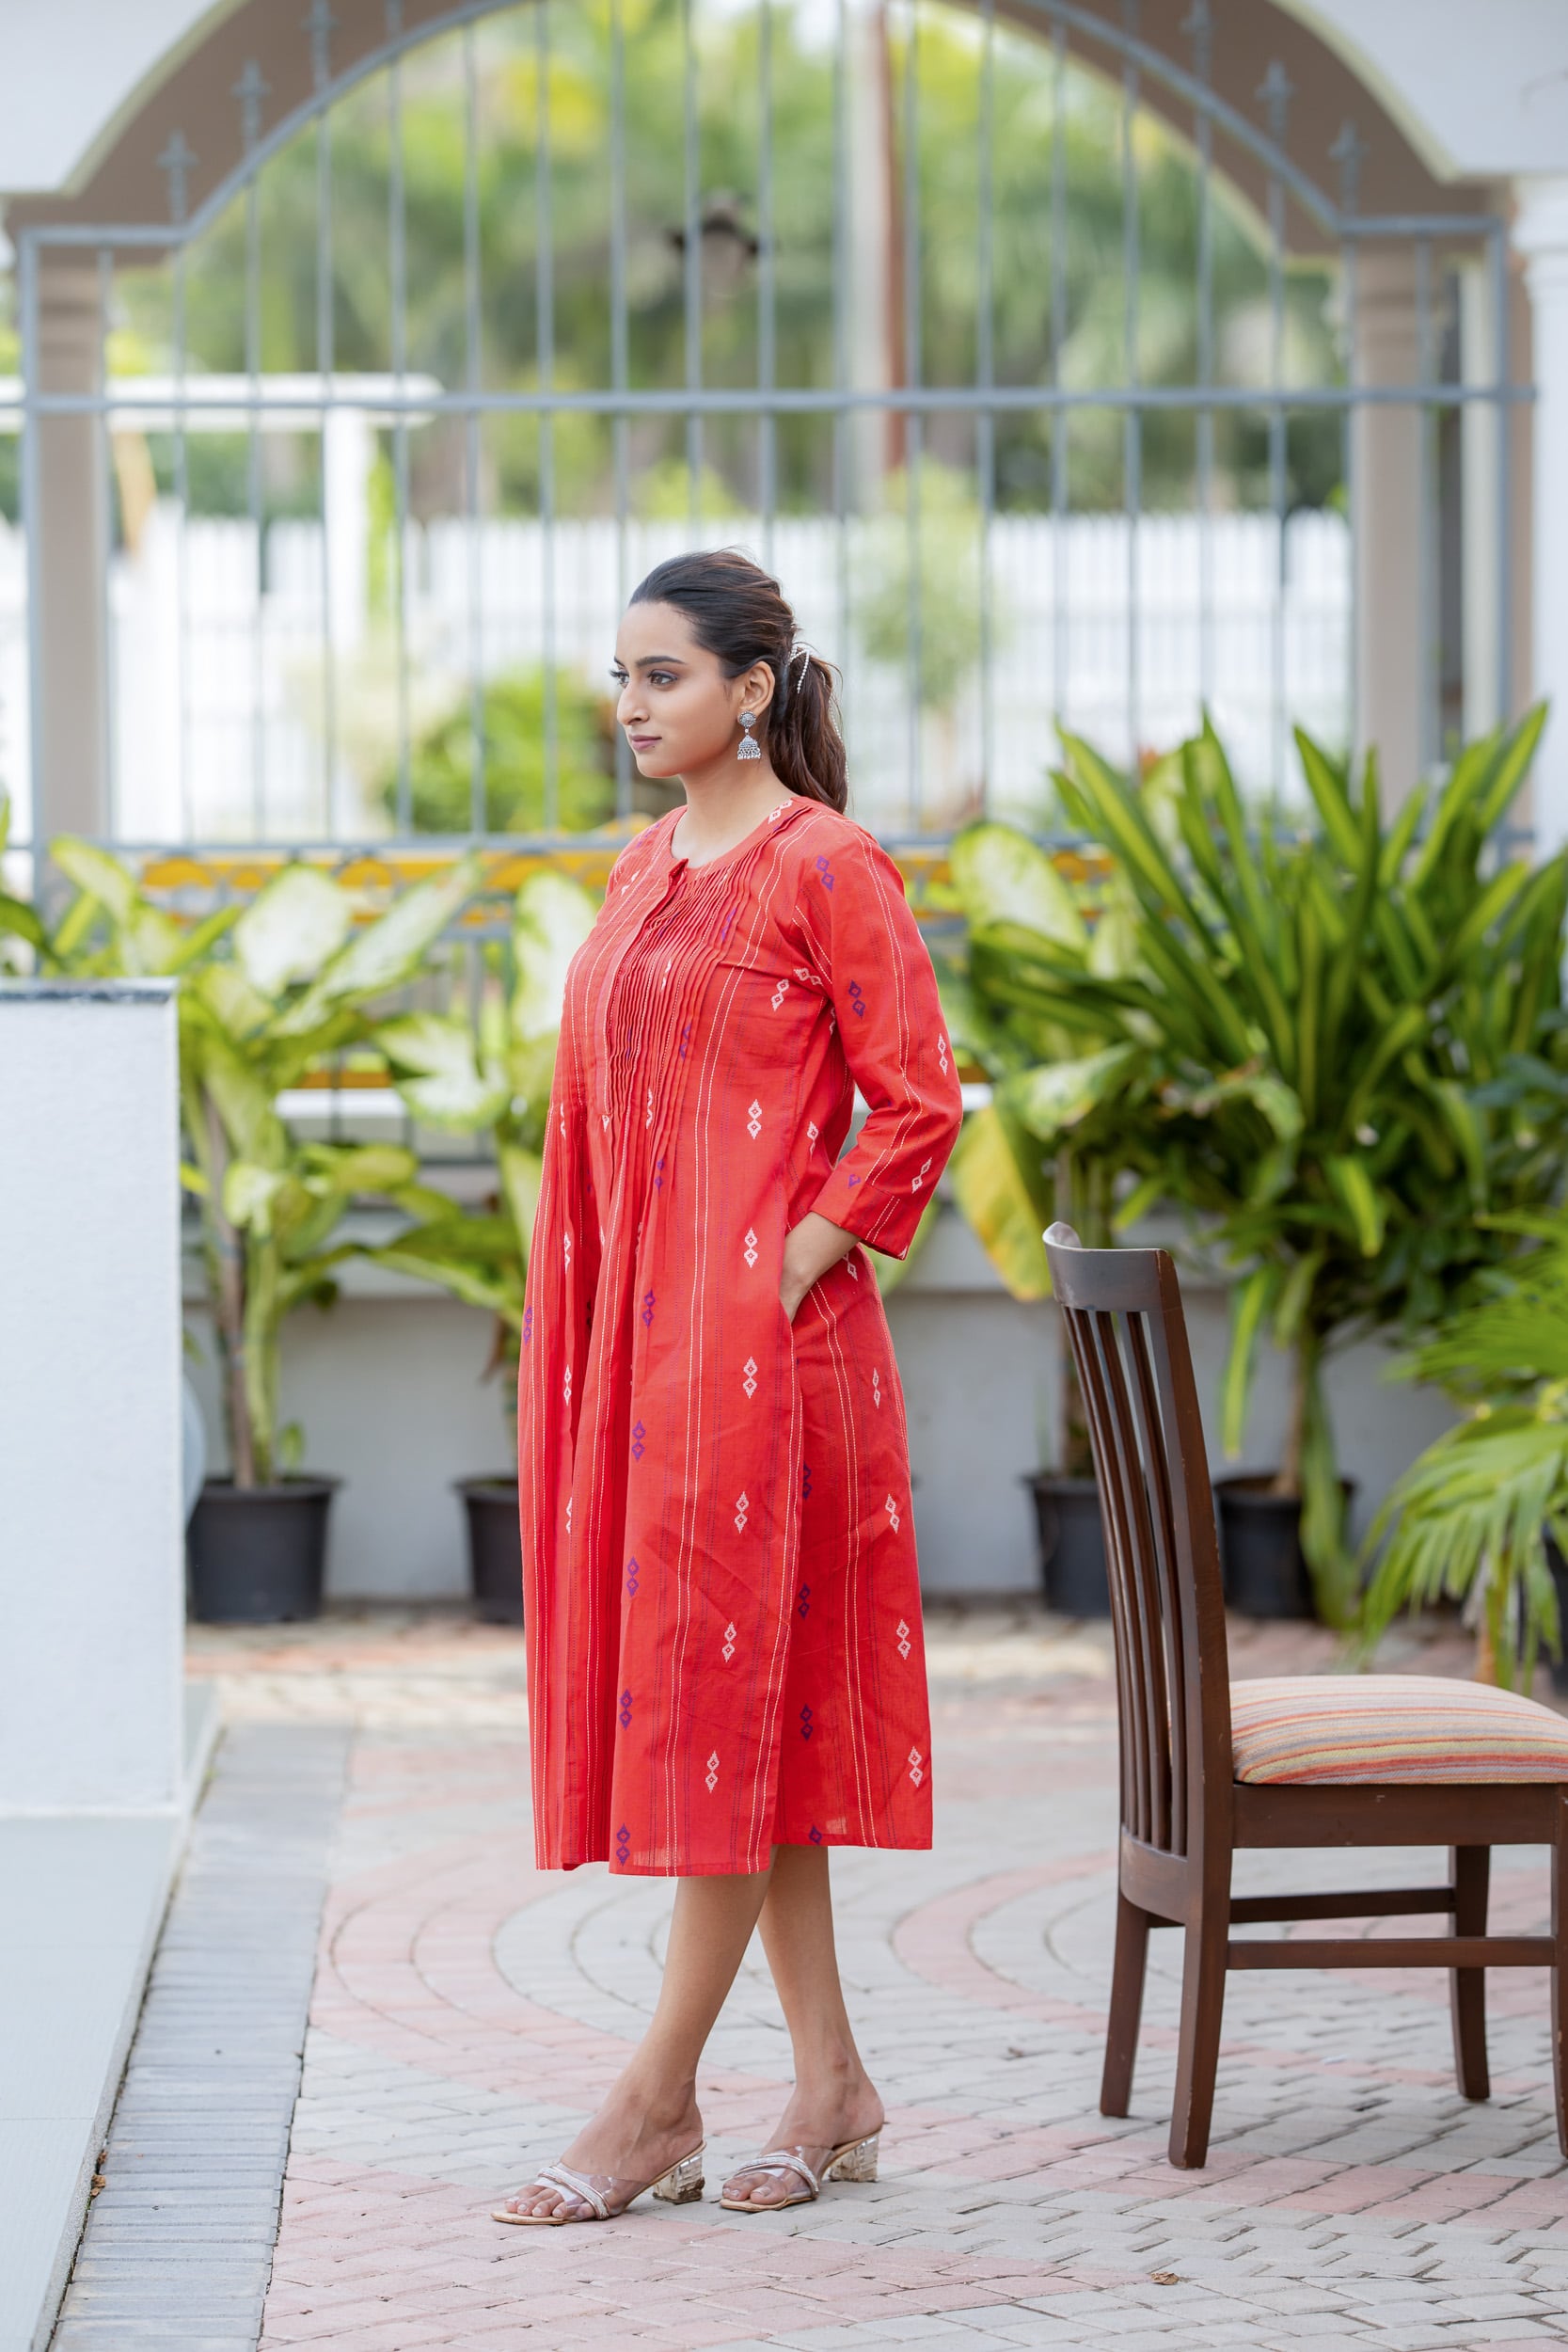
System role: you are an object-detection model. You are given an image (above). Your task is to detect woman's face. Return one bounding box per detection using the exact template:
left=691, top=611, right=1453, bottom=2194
left=611, top=602, right=772, bottom=779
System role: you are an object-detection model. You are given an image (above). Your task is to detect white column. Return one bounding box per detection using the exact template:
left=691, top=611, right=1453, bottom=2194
left=1513, top=176, right=1568, bottom=857
left=32, top=253, right=111, bottom=842
left=1350, top=247, right=1424, bottom=811
left=0, top=984, right=183, bottom=1812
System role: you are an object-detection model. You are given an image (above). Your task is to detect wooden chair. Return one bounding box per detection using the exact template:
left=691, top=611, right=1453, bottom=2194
left=1042, top=1221, right=1568, bottom=2170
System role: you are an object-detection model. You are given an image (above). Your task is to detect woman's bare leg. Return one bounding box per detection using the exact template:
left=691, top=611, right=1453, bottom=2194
left=500, top=1864, right=772, bottom=2219
left=722, top=1843, right=883, bottom=2207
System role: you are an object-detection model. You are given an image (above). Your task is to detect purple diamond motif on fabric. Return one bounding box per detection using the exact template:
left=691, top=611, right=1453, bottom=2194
left=615, top=1823, right=631, bottom=1866
left=847, top=980, right=867, bottom=1018
left=521, top=1304, right=532, bottom=1346
left=801, top=1462, right=813, bottom=1501
left=679, top=1021, right=692, bottom=1059
left=800, top=1704, right=813, bottom=1740
left=814, top=854, right=835, bottom=892
left=655, top=1155, right=666, bottom=1189
left=619, top=1689, right=633, bottom=1728
left=641, top=1289, right=656, bottom=1327
left=846, top=1172, right=861, bottom=1186
left=797, top=1583, right=811, bottom=1619
left=808, top=1824, right=823, bottom=1845
left=631, top=1421, right=646, bottom=1461
left=626, top=1556, right=640, bottom=1597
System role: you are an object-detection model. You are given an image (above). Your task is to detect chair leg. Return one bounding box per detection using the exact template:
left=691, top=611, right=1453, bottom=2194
left=1552, top=1789, right=1568, bottom=2161
left=1100, top=1892, right=1151, bottom=2117
left=1168, top=1898, right=1227, bottom=2170
left=1449, top=1844, right=1490, bottom=2102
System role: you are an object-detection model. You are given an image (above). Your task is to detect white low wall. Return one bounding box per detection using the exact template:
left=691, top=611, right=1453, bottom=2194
left=0, top=984, right=185, bottom=1809
left=186, top=1202, right=1454, bottom=1602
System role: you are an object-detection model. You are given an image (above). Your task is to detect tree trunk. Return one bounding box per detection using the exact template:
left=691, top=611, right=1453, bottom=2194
left=1271, top=1339, right=1308, bottom=1501
left=205, top=1095, right=256, bottom=1488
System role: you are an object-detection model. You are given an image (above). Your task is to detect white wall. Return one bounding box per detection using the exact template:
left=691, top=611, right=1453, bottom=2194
left=0, top=985, right=185, bottom=1809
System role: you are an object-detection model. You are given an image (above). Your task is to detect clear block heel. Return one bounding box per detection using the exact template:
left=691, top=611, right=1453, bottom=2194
left=652, top=2147, right=706, bottom=2203
left=823, top=2131, right=879, bottom=2183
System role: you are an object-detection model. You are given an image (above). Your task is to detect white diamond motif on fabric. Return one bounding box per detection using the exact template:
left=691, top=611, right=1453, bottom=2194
left=564, top=1496, right=573, bottom=1534
left=734, top=1489, right=750, bottom=1533
left=908, top=1746, right=925, bottom=1788
left=743, top=1228, right=758, bottom=1269
left=806, top=1120, right=819, bottom=1147
left=937, top=1032, right=950, bottom=1075
left=645, top=1088, right=655, bottom=1128
left=721, top=1621, right=737, bottom=1662
left=747, top=1098, right=763, bottom=1138
left=884, top=1491, right=900, bottom=1534
left=846, top=1256, right=859, bottom=1279
left=742, top=1356, right=758, bottom=1399
left=563, top=1231, right=572, bottom=1265
left=911, top=1154, right=932, bottom=1194
left=705, top=1750, right=721, bottom=1793
left=770, top=977, right=789, bottom=1009
left=895, top=1617, right=911, bottom=1660
left=562, top=1364, right=573, bottom=1405
left=872, top=1367, right=882, bottom=1408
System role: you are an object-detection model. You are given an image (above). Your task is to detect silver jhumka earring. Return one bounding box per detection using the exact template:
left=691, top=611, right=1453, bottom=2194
left=737, top=710, right=761, bottom=760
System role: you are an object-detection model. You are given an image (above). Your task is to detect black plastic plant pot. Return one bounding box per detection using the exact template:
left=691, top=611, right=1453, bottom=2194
left=457, top=1476, right=524, bottom=1626
left=1214, top=1475, right=1355, bottom=1623
left=186, top=1476, right=339, bottom=1624
left=1024, top=1473, right=1111, bottom=1617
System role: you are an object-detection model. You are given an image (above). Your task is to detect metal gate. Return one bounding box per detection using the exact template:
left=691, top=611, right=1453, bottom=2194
left=8, top=0, right=1523, bottom=861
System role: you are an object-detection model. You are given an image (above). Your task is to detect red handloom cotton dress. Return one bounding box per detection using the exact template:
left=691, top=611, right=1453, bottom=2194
left=518, top=792, right=963, bottom=1876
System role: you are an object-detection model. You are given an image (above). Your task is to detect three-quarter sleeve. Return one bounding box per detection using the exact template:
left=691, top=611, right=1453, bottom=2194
left=802, top=825, right=964, bottom=1260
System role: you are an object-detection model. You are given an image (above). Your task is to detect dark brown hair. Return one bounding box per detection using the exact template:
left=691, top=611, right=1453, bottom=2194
left=628, top=548, right=848, bottom=812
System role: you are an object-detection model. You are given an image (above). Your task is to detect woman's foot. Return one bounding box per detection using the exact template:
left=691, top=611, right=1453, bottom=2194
left=721, top=2075, right=884, bottom=2210
left=495, top=2079, right=704, bottom=2222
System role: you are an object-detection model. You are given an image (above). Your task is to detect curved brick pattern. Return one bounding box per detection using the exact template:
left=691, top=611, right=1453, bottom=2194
left=166, top=1610, right=1568, bottom=2347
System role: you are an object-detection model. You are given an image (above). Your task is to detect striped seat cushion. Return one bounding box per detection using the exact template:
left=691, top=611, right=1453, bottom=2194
left=1230, top=1675, right=1568, bottom=1785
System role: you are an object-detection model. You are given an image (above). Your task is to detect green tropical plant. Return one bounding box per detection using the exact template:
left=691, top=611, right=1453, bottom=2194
left=945, top=707, right=1568, bottom=1623
left=45, top=840, right=481, bottom=1486
left=0, top=800, right=46, bottom=970
left=367, top=867, right=599, bottom=1438
left=377, top=670, right=617, bottom=836
left=1361, top=1214, right=1568, bottom=1688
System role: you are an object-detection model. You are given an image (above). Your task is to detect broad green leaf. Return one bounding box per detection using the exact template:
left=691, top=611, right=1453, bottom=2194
left=302, top=1142, right=421, bottom=1198
left=235, top=866, right=352, bottom=997
left=189, top=959, right=274, bottom=1042
left=51, top=837, right=139, bottom=928
left=223, top=1160, right=288, bottom=1235
left=275, top=854, right=481, bottom=1033
left=1221, top=1265, right=1276, bottom=1456
left=498, top=1140, right=545, bottom=1258
left=946, top=1103, right=1053, bottom=1300
left=948, top=820, right=1085, bottom=946
left=377, top=1010, right=511, bottom=1130
left=1005, top=1044, right=1140, bottom=1144
left=0, top=891, right=45, bottom=951
left=1293, top=726, right=1363, bottom=866
left=1325, top=1154, right=1386, bottom=1256
left=512, top=869, right=598, bottom=1040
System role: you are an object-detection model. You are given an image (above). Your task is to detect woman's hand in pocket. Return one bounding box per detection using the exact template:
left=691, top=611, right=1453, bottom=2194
left=780, top=1211, right=856, bottom=1323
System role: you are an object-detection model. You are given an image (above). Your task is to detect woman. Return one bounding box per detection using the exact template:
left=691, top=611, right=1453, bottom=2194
left=496, top=548, right=963, bottom=2226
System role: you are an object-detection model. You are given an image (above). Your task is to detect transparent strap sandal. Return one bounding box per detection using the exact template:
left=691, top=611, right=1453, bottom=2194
left=492, top=2140, right=705, bottom=2226
left=719, top=2131, right=879, bottom=2212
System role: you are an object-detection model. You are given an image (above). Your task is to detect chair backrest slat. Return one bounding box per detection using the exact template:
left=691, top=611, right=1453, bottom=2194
left=1045, top=1224, right=1231, bottom=1863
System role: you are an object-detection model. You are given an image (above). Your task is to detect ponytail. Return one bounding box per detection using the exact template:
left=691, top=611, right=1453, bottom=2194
left=628, top=548, right=849, bottom=814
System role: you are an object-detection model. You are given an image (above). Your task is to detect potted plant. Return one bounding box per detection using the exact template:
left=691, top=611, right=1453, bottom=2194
left=1361, top=1213, right=1568, bottom=1691
left=940, top=821, right=1127, bottom=1614
left=48, top=839, right=480, bottom=1620
left=945, top=706, right=1568, bottom=1626
left=368, top=866, right=598, bottom=1623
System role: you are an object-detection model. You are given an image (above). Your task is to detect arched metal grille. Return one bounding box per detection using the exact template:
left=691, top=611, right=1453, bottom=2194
left=7, top=0, right=1521, bottom=858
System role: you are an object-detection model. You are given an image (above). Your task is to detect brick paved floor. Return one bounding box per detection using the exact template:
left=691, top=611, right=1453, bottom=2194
left=170, top=1608, right=1568, bottom=2349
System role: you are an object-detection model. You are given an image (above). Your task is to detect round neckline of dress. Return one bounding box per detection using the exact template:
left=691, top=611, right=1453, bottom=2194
left=664, top=794, right=802, bottom=872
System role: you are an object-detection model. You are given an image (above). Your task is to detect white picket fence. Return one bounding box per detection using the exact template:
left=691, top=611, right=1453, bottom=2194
left=0, top=505, right=1350, bottom=844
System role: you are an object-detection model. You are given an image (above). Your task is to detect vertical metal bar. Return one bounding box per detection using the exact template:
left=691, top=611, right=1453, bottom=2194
left=174, top=242, right=193, bottom=839
left=902, top=0, right=923, bottom=827
left=757, top=0, right=776, bottom=564
left=95, top=246, right=117, bottom=836
left=1491, top=221, right=1513, bottom=734
left=315, top=91, right=336, bottom=835
left=976, top=0, right=995, bottom=814
left=610, top=0, right=632, bottom=817
left=1415, top=235, right=1436, bottom=774
left=1050, top=18, right=1069, bottom=735
left=1261, top=67, right=1291, bottom=799
left=19, top=230, right=44, bottom=863
left=387, top=1, right=412, bottom=837
left=832, top=0, right=850, bottom=737
left=1120, top=1, right=1141, bottom=775
left=682, top=0, right=702, bottom=533
left=1188, top=5, right=1214, bottom=716
left=536, top=0, right=559, bottom=834
left=1334, top=124, right=1364, bottom=757
left=241, top=64, right=268, bottom=840
left=463, top=22, right=484, bottom=834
